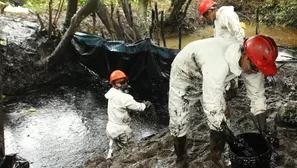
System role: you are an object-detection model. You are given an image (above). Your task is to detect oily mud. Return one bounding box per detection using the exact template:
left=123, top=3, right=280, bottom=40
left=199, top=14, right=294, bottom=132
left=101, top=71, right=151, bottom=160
left=85, top=63, right=297, bottom=168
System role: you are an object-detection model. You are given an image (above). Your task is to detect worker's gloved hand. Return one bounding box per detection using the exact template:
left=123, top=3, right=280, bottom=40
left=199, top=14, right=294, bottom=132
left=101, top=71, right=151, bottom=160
left=252, top=113, right=268, bottom=134
left=144, top=101, right=152, bottom=109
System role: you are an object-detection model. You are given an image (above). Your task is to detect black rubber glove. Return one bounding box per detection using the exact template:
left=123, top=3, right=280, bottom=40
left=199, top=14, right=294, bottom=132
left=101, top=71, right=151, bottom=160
left=144, top=101, right=152, bottom=109
left=252, top=113, right=268, bottom=134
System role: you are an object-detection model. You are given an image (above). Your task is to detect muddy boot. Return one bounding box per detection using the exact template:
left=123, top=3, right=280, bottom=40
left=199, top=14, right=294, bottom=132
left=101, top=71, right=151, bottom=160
left=173, top=136, right=189, bottom=168
left=210, top=130, right=227, bottom=168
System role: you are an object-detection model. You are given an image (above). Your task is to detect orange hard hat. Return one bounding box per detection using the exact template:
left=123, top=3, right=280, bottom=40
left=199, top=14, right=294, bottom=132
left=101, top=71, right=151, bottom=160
left=244, top=35, right=278, bottom=76
left=109, top=70, right=128, bottom=84
left=198, top=0, right=216, bottom=19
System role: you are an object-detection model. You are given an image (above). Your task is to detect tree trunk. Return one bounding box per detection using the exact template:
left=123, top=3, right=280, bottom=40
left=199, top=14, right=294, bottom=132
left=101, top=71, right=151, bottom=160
left=63, top=0, right=78, bottom=33
left=46, top=0, right=98, bottom=67
left=96, top=1, right=124, bottom=40
left=118, top=0, right=142, bottom=40
left=137, top=0, right=149, bottom=36
left=165, top=0, right=188, bottom=25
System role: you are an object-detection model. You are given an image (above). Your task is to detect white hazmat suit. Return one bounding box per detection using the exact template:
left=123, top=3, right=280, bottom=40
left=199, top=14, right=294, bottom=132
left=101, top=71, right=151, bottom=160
left=105, top=87, right=147, bottom=158
left=214, top=6, right=245, bottom=42
left=169, top=37, right=266, bottom=137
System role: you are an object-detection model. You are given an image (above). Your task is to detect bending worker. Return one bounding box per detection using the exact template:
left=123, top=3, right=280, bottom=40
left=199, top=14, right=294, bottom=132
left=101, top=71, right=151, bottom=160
left=168, top=35, right=278, bottom=167
left=105, top=70, right=152, bottom=159
left=198, top=0, right=246, bottom=99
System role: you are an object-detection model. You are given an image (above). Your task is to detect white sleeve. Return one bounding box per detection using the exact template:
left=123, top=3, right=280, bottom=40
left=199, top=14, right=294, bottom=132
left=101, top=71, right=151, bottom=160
left=241, top=72, right=266, bottom=116
left=122, top=94, right=146, bottom=112
left=224, top=12, right=245, bottom=41
left=202, top=68, right=228, bottom=130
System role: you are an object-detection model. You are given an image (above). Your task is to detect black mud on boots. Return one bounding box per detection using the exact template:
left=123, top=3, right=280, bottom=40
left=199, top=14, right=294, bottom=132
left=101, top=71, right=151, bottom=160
left=173, top=136, right=189, bottom=168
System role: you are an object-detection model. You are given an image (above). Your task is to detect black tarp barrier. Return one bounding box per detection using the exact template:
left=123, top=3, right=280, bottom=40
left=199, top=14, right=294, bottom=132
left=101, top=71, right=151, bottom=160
left=72, top=32, right=179, bottom=103
left=71, top=32, right=297, bottom=103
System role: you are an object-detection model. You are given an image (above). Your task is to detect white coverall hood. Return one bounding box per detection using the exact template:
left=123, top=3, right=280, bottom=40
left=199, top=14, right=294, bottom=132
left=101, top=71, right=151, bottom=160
left=105, top=87, right=118, bottom=99
left=214, top=6, right=245, bottom=42
left=224, top=44, right=243, bottom=77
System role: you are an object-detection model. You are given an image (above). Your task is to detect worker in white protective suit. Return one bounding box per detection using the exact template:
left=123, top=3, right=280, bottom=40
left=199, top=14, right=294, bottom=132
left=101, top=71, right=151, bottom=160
left=105, top=70, right=152, bottom=159
left=198, top=0, right=245, bottom=41
left=168, top=35, right=278, bottom=168
left=198, top=0, right=246, bottom=101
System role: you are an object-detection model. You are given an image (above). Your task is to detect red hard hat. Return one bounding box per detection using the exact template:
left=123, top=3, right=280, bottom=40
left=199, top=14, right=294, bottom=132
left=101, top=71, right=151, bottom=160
left=244, top=35, right=278, bottom=76
left=109, top=70, right=128, bottom=84
left=198, top=0, right=216, bottom=19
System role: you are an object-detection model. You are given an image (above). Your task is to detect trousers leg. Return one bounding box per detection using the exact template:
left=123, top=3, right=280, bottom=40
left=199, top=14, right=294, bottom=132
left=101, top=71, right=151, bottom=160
left=173, top=135, right=189, bottom=168
left=107, top=139, right=115, bottom=159
left=210, top=130, right=227, bottom=168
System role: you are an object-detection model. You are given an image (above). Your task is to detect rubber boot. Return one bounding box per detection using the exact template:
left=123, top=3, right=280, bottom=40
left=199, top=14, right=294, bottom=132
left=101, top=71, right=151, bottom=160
left=173, top=136, right=189, bottom=168
left=210, top=130, right=228, bottom=168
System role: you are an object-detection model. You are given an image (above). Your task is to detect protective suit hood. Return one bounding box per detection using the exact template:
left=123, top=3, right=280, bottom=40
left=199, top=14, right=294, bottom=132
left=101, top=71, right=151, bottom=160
left=224, top=43, right=243, bottom=76
left=214, top=6, right=245, bottom=41
left=105, top=87, right=121, bottom=99
left=217, top=6, right=235, bottom=16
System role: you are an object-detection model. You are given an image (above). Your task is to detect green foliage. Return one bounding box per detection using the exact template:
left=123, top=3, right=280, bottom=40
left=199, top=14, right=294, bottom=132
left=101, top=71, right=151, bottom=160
left=259, top=1, right=297, bottom=27
left=79, top=0, right=87, bottom=5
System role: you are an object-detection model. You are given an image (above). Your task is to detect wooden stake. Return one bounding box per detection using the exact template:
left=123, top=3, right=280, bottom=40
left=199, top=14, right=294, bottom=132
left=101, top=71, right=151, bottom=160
left=160, top=11, right=166, bottom=47
left=101, top=28, right=105, bottom=39
left=154, top=2, right=160, bottom=46
left=149, top=9, right=155, bottom=39
left=92, top=12, right=96, bottom=34
left=178, top=26, right=182, bottom=50
left=255, top=8, right=259, bottom=35
left=0, top=38, right=7, bottom=158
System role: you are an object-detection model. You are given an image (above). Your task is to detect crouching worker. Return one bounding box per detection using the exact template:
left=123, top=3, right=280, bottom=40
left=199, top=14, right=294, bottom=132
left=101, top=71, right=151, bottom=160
left=168, top=35, right=278, bottom=167
left=105, top=70, right=152, bottom=159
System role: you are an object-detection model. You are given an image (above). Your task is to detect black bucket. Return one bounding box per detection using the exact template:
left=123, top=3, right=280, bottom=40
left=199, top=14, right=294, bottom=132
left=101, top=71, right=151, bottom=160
left=229, top=133, right=272, bottom=168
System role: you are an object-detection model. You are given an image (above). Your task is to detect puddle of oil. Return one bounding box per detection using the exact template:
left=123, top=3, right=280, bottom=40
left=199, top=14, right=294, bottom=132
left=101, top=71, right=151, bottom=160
left=164, top=24, right=297, bottom=49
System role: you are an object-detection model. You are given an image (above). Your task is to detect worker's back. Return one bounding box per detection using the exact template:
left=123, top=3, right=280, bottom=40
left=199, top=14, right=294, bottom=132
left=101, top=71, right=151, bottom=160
left=171, top=37, right=241, bottom=77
